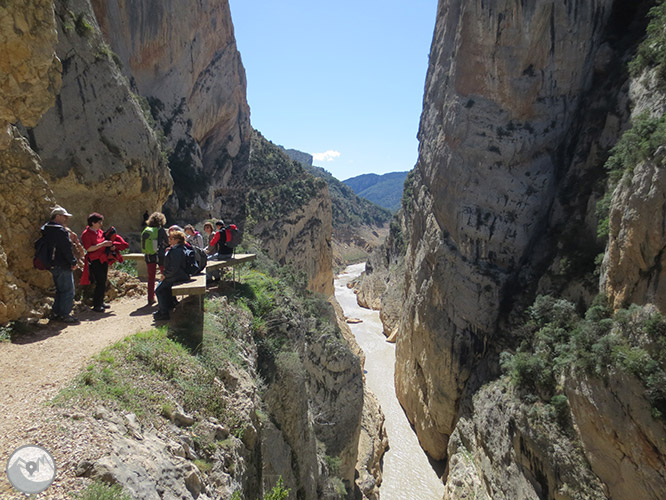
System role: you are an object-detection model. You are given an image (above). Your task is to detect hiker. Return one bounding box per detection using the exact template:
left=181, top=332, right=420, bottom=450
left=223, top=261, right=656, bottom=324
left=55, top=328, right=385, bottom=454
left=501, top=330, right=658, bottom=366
left=42, top=206, right=79, bottom=323
left=202, top=221, right=215, bottom=248
left=153, top=230, right=190, bottom=321
left=80, top=212, right=114, bottom=313
left=184, top=224, right=204, bottom=249
left=207, top=220, right=233, bottom=260
left=141, top=212, right=169, bottom=305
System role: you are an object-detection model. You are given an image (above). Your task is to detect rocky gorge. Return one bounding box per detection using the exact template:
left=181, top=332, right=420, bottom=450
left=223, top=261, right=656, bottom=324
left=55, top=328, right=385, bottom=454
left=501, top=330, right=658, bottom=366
left=0, top=0, right=383, bottom=498
left=6, top=0, right=666, bottom=498
left=358, top=0, right=666, bottom=498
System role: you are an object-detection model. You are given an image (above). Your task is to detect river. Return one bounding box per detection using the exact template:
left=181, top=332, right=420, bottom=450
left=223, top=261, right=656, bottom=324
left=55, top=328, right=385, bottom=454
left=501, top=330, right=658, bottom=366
left=335, top=263, right=445, bottom=500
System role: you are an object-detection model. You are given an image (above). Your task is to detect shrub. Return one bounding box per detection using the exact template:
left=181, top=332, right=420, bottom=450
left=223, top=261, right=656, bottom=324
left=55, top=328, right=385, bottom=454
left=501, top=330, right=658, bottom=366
left=508, top=295, right=666, bottom=422
left=74, top=481, right=131, bottom=500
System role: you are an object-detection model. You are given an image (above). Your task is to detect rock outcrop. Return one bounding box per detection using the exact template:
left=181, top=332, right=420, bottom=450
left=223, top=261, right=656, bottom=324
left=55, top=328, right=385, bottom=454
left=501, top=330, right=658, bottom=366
left=0, top=0, right=62, bottom=324
left=444, top=380, right=607, bottom=500
left=602, top=155, right=666, bottom=311
left=23, top=0, right=172, bottom=233
left=566, top=372, right=666, bottom=500
left=394, top=0, right=629, bottom=461
left=91, top=0, right=251, bottom=223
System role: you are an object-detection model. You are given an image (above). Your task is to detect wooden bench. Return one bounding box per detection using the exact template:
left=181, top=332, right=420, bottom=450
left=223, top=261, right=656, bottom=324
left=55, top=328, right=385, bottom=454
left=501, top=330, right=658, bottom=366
left=205, top=253, right=256, bottom=282
left=165, top=253, right=256, bottom=344
left=123, top=252, right=256, bottom=283
left=123, top=253, right=148, bottom=281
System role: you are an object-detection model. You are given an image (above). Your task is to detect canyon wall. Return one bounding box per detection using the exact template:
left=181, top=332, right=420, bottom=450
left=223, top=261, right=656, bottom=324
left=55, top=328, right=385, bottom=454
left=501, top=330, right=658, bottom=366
left=90, top=0, right=251, bottom=223
left=396, top=0, right=619, bottom=460
left=360, top=0, right=666, bottom=496
left=0, top=0, right=62, bottom=324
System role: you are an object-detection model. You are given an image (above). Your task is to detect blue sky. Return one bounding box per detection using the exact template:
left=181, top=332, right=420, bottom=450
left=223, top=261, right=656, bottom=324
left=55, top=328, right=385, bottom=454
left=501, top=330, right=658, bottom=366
left=228, top=1, right=438, bottom=181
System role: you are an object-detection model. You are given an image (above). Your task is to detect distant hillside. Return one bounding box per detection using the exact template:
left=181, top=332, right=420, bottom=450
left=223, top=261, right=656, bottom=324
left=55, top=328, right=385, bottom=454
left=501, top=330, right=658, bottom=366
left=343, top=172, right=409, bottom=212
left=281, top=148, right=392, bottom=228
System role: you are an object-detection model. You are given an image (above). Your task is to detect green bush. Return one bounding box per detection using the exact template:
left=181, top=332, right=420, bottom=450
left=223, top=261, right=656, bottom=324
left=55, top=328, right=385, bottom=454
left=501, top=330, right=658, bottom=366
left=74, top=481, right=131, bottom=500
left=505, top=295, right=666, bottom=421
left=629, top=1, right=666, bottom=84
left=264, top=477, right=290, bottom=500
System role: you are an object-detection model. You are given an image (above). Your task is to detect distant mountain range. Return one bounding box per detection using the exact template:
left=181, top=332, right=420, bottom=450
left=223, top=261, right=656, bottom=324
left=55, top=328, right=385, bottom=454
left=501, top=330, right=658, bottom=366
left=343, top=172, right=409, bottom=212
left=280, top=147, right=392, bottom=228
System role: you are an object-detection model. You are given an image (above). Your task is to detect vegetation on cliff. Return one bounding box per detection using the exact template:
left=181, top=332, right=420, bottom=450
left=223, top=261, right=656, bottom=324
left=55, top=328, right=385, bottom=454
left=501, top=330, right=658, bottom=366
left=55, top=243, right=355, bottom=498
left=302, top=164, right=392, bottom=228
left=244, top=131, right=327, bottom=229
left=501, top=295, right=666, bottom=422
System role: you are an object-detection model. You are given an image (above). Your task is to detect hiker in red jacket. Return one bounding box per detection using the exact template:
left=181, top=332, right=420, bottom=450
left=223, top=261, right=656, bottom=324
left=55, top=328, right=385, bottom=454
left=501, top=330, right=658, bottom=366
left=80, top=213, right=114, bottom=313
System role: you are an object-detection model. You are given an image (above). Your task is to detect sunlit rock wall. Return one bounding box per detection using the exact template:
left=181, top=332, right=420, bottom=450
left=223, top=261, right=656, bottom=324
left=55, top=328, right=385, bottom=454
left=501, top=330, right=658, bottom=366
left=0, top=0, right=62, bottom=324
left=91, top=0, right=251, bottom=222
left=396, top=0, right=616, bottom=460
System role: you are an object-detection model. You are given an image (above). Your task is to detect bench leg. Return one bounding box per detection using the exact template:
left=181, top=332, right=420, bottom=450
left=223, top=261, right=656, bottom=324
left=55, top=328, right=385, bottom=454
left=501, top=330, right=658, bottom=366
left=136, top=259, right=148, bottom=282
left=169, top=295, right=203, bottom=346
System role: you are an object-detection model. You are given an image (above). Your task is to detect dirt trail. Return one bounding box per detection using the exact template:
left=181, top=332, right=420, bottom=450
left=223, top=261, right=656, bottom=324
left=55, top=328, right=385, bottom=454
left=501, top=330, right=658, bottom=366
left=0, top=297, right=156, bottom=451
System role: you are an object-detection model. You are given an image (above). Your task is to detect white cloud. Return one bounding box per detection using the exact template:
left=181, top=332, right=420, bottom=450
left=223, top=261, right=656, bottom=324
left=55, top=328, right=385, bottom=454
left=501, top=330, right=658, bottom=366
left=312, top=150, right=341, bottom=162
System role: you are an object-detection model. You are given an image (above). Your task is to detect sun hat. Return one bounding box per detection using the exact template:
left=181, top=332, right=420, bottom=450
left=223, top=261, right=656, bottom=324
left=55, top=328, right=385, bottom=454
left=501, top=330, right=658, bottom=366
left=51, top=206, right=72, bottom=218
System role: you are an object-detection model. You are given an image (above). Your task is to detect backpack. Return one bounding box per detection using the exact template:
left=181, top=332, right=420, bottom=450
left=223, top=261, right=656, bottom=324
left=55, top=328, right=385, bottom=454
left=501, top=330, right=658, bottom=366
left=141, top=226, right=159, bottom=255
left=225, top=224, right=241, bottom=249
left=33, top=235, right=55, bottom=270
left=184, top=244, right=207, bottom=276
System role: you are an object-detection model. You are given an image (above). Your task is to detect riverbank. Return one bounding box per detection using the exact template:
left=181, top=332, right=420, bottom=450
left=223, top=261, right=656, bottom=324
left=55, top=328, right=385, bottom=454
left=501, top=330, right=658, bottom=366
left=335, top=264, right=445, bottom=500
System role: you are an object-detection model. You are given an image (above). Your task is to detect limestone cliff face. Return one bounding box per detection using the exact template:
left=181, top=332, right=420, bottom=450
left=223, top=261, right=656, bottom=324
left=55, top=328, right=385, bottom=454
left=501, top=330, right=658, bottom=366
left=396, top=0, right=621, bottom=461
left=255, top=192, right=333, bottom=296
left=0, top=0, right=62, bottom=324
left=602, top=156, right=666, bottom=311
left=91, top=0, right=251, bottom=222
left=444, top=380, right=607, bottom=500
left=23, top=0, right=172, bottom=233
left=566, top=372, right=666, bottom=499
left=0, top=0, right=61, bottom=128
left=601, top=72, right=666, bottom=311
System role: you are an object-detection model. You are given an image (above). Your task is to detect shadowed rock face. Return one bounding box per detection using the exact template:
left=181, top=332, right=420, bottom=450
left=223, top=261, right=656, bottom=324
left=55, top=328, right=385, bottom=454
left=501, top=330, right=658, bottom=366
left=396, top=0, right=616, bottom=460
left=23, top=0, right=173, bottom=233
left=91, top=0, right=251, bottom=222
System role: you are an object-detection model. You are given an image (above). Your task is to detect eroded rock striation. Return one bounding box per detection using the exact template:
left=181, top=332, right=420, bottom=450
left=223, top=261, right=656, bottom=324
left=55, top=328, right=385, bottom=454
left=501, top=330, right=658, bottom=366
left=91, top=0, right=250, bottom=223
left=360, top=0, right=666, bottom=496
left=0, top=0, right=62, bottom=324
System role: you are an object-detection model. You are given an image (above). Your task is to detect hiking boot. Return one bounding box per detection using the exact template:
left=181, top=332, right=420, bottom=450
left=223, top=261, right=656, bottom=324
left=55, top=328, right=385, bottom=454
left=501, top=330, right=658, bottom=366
left=103, top=303, right=111, bottom=309
left=92, top=306, right=105, bottom=313
left=153, top=311, right=170, bottom=321
left=60, top=315, right=80, bottom=324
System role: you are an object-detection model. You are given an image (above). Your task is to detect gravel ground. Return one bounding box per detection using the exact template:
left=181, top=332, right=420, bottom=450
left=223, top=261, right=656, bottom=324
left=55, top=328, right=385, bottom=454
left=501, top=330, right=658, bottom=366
left=1, top=295, right=156, bottom=498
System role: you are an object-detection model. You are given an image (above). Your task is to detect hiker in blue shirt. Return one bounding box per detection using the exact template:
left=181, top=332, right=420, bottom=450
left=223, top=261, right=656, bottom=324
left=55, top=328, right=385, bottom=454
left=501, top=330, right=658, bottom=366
left=153, top=230, right=189, bottom=321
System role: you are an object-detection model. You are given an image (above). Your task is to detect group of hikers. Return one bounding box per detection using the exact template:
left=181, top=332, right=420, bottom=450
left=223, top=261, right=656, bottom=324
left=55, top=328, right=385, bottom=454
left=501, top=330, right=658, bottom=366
left=38, top=206, right=239, bottom=324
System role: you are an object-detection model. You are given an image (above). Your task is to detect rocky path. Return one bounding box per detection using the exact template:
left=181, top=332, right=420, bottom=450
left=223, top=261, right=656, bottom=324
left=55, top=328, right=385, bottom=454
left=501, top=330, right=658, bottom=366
left=0, top=297, right=155, bottom=467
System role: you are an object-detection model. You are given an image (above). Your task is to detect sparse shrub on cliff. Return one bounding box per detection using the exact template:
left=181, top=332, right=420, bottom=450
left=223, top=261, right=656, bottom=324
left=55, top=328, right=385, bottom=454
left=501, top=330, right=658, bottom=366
left=74, top=12, right=93, bottom=37
left=597, top=112, right=666, bottom=242
left=629, top=0, right=666, bottom=85
left=74, top=481, right=131, bottom=500
left=503, top=295, right=666, bottom=421
left=401, top=168, right=416, bottom=215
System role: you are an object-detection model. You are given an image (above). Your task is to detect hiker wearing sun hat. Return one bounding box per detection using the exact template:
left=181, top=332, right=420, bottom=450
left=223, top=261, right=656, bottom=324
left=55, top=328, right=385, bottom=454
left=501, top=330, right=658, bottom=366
left=41, top=205, right=79, bottom=323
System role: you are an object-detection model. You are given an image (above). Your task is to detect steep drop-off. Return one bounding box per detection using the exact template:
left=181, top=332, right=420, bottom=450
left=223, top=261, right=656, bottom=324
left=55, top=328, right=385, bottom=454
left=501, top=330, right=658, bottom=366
left=361, top=0, right=666, bottom=497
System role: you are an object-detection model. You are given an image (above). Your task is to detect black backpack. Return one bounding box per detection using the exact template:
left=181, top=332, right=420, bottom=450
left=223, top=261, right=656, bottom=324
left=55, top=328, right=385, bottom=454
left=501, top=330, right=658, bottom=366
left=33, top=235, right=55, bottom=270
left=184, top=244, right=207, bottom=276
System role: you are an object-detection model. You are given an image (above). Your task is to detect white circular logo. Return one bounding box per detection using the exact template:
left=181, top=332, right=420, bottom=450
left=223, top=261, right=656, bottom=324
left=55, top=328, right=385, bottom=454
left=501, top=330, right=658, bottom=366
left=5, top=445, right=56, bottom=494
